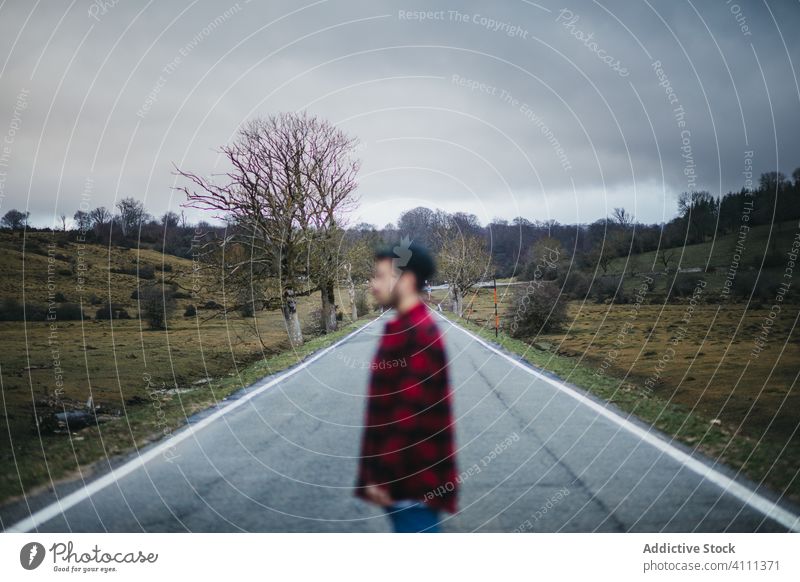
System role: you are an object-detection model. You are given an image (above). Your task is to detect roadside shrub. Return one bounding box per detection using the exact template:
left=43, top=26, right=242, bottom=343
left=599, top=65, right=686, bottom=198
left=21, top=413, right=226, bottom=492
left=184, top=304, right=197, bottom=317
left=302, top=307, right=324, bottom=337
left=54, top=291, right=67, bottom=302
left=505, top=281, right=567, bottom=338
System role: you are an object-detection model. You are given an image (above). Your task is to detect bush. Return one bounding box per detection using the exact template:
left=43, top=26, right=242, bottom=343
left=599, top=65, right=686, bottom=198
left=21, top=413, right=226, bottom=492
left=138, top=285, right=176, bottom=329
left=505, top=281, right=567, bottom=338
left=54, top=291, right=67, bottom=302
left=56, top=303, right=84, bottom=320
left=302, top=308, right=324, bottom=337
left=731, top=272, right=782, bottom=301
left=557, top=270, right=591, bottom=299
left=236, top=288, right=256, bottom=317
left=111, top=264, right=155, bottom=279
left=0, top=298, right=25, bottom=321
left=667, top=273, right=704, bottom=301
left=95, top=303, right=131, bottom=320
left=354, top=288, right=370, bottom=315
left=756, top=250, right=785, bottom=269
left=139, top=264, right=156, bottom=280
left=184, top=304, right=197, bottom=317
left=591, top=275, right=627, bottom=304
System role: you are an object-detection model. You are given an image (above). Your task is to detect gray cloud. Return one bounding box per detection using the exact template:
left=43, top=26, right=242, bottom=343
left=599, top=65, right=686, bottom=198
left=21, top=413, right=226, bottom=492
left=0, top=0, right=798, bottom=228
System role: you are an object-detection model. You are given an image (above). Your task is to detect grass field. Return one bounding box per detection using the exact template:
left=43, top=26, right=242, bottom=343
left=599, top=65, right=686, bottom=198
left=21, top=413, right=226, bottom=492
left=0, top=231, right=376, bottom=506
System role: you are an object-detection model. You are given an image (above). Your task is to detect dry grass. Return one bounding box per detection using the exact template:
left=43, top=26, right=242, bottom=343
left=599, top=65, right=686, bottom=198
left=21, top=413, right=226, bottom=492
left=433, top=285, right=800, bottom=502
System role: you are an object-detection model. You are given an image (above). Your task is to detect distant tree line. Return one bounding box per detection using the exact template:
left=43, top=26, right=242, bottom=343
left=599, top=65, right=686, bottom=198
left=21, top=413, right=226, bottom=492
left=3, top=126, right=797, bottom=342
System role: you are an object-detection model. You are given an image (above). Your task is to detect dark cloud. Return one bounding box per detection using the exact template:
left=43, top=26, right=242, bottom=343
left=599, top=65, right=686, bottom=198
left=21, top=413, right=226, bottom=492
left=0, top=0, right=798, bottom=228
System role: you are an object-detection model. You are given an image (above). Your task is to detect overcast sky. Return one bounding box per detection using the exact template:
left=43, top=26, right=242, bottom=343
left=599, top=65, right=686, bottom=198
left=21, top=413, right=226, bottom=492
left=1, top=0, right=799, bottom=229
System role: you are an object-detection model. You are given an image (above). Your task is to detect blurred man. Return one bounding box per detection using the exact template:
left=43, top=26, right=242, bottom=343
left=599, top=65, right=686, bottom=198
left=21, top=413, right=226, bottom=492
left=354, top=240, right=458, bottom=532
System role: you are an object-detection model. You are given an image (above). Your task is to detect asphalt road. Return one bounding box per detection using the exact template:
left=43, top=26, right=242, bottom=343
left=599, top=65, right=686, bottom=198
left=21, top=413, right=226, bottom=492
left=2, top=310, right=799, bottom=532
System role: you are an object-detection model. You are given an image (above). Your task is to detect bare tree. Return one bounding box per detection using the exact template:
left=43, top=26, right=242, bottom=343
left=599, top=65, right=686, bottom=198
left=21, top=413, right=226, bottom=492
left=658, top=249, right=675, bottom=273
left=89, top=206, right=112, bottom=227
left=73, top=210, right=91, bottom=235
left=161, top=211, right=180, bottom=227
left=304, top=120, right=360, bottom=332
left=115, top=197, right=149, bottom=237
left=611, top=207, right=633, bottom=228
left=174, top=111, right=358, bottom=346
left=437, top=230, right=492, bottom=317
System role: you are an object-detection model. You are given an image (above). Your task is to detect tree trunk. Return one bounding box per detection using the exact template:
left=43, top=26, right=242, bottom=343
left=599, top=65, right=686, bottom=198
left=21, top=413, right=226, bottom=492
left=321, top=280, right=338, bottom=333
left=282, top=289, right=303, bottom=347
left=450, top=288, right=463, bottom=317
left=348, top=285, right=357, bottom=321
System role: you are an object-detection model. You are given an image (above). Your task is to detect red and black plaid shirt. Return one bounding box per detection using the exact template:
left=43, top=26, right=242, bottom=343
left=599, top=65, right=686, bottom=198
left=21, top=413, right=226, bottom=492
left=355, top=300, right=458, bottom=513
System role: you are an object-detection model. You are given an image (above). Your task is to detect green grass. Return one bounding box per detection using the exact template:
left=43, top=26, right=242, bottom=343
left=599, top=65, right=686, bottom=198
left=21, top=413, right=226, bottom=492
left=607, top=220, right=798, bottom=275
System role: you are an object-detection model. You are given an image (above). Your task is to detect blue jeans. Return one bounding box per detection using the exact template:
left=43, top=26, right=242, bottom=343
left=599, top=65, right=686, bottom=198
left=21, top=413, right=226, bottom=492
left=383, top=500, right=442, bottom=532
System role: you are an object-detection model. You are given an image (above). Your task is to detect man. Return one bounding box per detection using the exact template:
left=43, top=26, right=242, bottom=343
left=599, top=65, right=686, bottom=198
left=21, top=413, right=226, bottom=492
left=354, top=240, right=458, bottom=532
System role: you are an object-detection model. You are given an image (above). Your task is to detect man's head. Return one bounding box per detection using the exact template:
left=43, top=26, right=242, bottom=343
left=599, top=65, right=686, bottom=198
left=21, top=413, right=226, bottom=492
left=370, top=240, right=435, bottom=308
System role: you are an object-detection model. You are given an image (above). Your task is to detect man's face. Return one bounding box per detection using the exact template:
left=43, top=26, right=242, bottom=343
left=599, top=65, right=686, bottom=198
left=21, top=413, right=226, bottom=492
left=370, top=258, right=398, bottom=308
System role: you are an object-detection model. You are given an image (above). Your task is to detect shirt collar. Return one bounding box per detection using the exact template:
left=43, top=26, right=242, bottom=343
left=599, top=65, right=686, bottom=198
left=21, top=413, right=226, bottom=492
left=390, top=300, right=427, bottom=326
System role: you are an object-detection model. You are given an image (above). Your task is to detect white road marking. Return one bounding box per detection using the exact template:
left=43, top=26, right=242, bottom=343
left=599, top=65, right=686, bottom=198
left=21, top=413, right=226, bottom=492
left=433, top=310, right=800, bottom=532
left=4, top=316, right=383, bottom=533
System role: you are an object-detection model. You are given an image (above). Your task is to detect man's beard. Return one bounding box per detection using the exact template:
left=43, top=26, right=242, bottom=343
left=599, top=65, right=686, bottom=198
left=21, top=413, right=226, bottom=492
left=381, top=286, right=400, bottom=309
